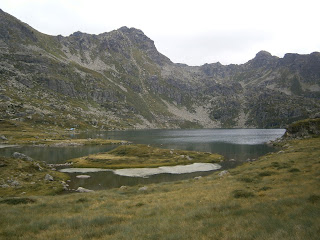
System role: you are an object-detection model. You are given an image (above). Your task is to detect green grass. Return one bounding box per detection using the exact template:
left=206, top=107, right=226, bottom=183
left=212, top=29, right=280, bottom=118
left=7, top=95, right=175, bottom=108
left=0, top=156, right=69, bottom=197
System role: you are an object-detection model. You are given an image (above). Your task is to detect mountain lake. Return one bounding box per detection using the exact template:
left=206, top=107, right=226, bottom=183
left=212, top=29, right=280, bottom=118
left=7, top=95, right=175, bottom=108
left=0, top=128, right=285, bottom=190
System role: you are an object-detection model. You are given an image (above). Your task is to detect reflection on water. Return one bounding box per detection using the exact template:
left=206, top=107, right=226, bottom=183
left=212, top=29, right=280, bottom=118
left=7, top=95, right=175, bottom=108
left=76, top=128, right=285, bottom=163
left=0, top=128, right=285, bottom=190
left=0, top=145, right=115, bottom=164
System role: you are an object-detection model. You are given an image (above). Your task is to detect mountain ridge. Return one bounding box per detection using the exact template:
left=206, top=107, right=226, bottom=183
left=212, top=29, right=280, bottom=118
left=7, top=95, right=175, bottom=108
left=0, top=9, right=319, bottom=130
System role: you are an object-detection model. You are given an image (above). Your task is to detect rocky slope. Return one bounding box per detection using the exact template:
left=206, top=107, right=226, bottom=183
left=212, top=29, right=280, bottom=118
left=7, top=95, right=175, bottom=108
left=1, top=9, right=320, bottom=129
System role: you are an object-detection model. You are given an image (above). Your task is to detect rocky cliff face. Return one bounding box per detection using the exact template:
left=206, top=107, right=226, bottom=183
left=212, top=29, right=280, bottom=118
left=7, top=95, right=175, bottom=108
left=0, top=9, right=320, bottom=129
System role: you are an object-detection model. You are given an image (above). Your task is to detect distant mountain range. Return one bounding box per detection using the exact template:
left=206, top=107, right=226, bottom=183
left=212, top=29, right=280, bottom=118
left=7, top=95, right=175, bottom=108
left=0, top=9, right=319, bottom=129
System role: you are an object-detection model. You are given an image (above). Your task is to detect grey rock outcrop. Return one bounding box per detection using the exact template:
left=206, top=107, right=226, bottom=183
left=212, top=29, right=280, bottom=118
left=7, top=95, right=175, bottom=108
left=44, top=174, right=54, bottom=181
left=0, top=135, right=7, bottom=141
left=12, top=152, right=33, bottom=161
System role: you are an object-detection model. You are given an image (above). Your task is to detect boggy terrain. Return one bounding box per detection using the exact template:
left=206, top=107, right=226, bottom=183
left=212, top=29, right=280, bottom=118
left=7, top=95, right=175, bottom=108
left=0, top=119, right=319, bottom=239
left=1, top=9, right=320, bottom=130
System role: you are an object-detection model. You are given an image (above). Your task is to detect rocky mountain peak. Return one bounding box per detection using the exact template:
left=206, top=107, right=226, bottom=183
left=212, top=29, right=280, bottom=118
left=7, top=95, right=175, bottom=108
left=247, top=50, right=278, bottom=68
left=70, top=31, right=86, bottom=38
left=255, top=50, right=272, bottom=59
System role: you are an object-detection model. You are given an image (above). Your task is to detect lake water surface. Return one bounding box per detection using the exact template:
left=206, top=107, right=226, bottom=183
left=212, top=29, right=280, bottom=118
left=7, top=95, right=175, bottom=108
left=0, top=128, right=285, bottom=190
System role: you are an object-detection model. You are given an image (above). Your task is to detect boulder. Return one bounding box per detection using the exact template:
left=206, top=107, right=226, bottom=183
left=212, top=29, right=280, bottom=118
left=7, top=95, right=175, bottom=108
left=34, top=162, right=43, bottom=171
left=0, top=135, right=7, bottom=141
left=12, top=152, right=33, bottom=161
left=61, top=181, right=69, bottom=190
left=44, top=174, right=54, bottom=181
left=218, top=170, right=229, bottom=177
left=138, top=186, right=148, bottom=192
left=76, top=187, right=94, bottom=193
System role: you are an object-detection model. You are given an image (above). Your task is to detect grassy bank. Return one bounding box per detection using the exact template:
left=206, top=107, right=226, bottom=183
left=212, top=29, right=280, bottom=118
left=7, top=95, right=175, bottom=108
left=69, top=144, right=223, bottom=169
left=0, top=136, right=319, bottom=239
left=0, top=156, right=69, bottom=197
left=0, top=119, right=127, bottom=145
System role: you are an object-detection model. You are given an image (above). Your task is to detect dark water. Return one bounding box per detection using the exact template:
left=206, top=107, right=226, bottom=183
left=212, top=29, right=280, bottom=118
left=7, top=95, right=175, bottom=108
left=76, top=128, right=285, bottom=165
left=0, top=128, right=285, bottom=190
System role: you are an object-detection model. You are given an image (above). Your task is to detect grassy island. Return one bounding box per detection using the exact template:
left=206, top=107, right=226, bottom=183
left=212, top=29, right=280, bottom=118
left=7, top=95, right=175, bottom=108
left=69, top=144, right=223, bottom=169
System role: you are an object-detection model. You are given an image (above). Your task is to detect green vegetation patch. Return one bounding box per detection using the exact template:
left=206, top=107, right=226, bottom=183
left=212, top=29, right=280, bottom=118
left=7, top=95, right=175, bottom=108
left=0, top=156, right=69, bottom=197
left=70, top=144, right=223, bottom=168
left=285, top=118, right=320, bottom=138
left=0, top=197, right=36, bottom=205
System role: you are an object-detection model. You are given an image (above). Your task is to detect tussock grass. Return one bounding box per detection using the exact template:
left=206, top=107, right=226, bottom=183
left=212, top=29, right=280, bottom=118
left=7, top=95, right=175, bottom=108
left=0, top=138, right=319, bottom=239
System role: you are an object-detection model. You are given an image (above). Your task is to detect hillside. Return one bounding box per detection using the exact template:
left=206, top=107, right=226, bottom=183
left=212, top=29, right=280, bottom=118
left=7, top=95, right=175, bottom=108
left=1, top=9, right=320, bottom=129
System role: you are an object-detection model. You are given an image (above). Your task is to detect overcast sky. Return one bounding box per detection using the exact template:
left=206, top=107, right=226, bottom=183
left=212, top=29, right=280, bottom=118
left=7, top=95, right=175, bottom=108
left=1, top=0, right=320, bottom=65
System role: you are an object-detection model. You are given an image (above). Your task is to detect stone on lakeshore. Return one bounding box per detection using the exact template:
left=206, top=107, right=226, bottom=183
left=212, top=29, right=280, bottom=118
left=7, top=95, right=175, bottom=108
left=76, top=187, right=94, bottom=193
left=12, top=152, right=33, bottom=161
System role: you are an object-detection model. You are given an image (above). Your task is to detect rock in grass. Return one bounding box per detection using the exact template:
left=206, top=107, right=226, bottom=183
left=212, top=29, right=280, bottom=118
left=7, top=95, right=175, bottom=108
left=138, top=186, right=148, bottom=192
left=44, top=174, right=54, bottom=181
left=61, top=181, right=69, bottom=190
left=76, top=187, right=94, bottom=193
left=12, top=152, right=33, bottom=161
left=10, top=180, right=20, bottom=187
left=219, top=170, right=229, bottom=177
left=0, top=135, right=7, bottom=141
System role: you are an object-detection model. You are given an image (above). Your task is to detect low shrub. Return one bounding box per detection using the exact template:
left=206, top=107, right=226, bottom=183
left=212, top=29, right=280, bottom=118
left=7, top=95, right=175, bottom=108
left=0, top=197, right=36, bottom=205
left=233, top=190, right=255, bottom=198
